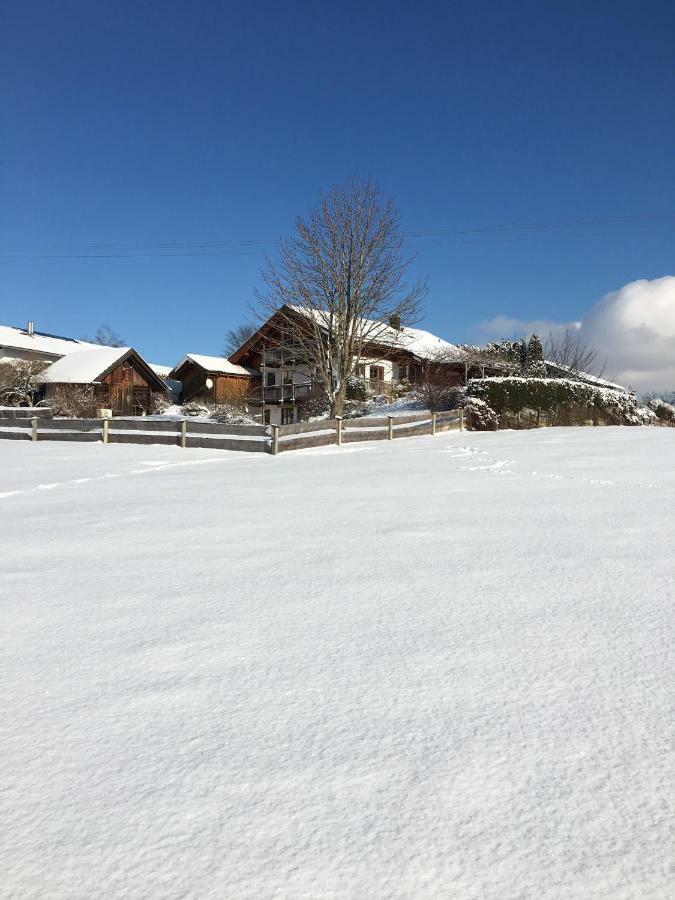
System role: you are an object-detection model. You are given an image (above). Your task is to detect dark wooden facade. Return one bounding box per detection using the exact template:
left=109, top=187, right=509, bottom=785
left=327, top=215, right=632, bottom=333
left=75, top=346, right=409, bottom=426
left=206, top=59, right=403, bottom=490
left=44, top=350, right=169, bottom=416
left=170, top=358, right=256, bottom=406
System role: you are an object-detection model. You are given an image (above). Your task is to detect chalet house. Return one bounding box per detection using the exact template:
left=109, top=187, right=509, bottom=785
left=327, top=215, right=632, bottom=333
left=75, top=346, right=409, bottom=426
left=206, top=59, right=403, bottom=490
left=169, top=354, right=257, bottom=406
left=40, top=347, right=169, bottom=415
left=228, top=305, right=485, bottom=425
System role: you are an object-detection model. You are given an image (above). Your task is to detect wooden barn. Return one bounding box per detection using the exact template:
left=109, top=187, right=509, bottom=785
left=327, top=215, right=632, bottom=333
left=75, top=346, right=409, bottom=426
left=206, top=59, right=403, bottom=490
left=169, top=354, right=257, bottom=406
left=40, top=347, right=169, bottom=416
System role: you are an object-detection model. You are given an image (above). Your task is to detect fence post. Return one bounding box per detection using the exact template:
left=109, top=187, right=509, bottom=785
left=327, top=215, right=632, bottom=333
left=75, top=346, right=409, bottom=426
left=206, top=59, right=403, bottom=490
left=180, top=419, right=188, bottom=448
left=459, top=408, right=464, bottom=431
left=431, top=412, right=437, bottom=436
left=388, top=415, right=394, bottom=440
left=31, top=417, right=38, bottom=442
left=335, top=416, right=343, bottom=446
left=102, top=418, right=109, bottom=444
left=271, top=424, right=279, bottom=455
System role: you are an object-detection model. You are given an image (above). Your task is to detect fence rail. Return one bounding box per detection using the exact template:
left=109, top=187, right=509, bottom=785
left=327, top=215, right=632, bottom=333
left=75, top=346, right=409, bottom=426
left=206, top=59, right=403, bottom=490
left=0, top=410, right=464, bottom=455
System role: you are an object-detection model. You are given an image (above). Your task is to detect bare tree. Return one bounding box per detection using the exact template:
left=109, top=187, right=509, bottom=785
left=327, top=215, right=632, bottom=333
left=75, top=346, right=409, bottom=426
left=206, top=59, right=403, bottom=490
left=224, top=321, right=257, bottom=356
left=47, top=385, right=97, bottom=417
left=414, top=351, right=464, bottom=411
left=256, top=177, right=426, bottom=417
left=83, top=325, right=126, bottom=347
left=544, top=329, right=606, bottom=378
left=0, top=360, right=48, bottom=407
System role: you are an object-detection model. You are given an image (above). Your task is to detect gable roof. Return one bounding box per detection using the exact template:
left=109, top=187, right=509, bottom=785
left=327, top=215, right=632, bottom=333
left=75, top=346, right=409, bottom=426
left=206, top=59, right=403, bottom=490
left=0, top=324, right=100, bottom=359
left=39, top=347, right=168, bottom=391
left=229, top=305, right=461, bottom=364
left=170, top=353, right=255, bottom=378
left=365, top=321, right=461, bottom=360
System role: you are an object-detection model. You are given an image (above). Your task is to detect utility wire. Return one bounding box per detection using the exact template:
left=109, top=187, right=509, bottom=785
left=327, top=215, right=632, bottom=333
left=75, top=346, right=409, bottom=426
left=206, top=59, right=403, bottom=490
left=0, top=214, right=671, bottom=259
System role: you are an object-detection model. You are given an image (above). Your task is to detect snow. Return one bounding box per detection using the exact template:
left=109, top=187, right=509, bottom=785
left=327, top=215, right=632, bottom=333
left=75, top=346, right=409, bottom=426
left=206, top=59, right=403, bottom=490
left=289, top=305, right=461, bottom=360
left=544, top=361, right=628, bottom=392
left=1, top=428, right=674, bottom=899
left=149, top=363, right=173, bottom=377
left=0, top=324, right=100, bottom=360
left=173, top=353, right=254, bottom=377
left=39, top=347, right=132, bottom=383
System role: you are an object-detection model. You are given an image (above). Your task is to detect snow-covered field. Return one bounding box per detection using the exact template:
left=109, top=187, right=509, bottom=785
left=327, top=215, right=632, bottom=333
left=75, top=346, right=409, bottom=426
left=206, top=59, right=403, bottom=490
left=1, top=428, right=674, bottom=899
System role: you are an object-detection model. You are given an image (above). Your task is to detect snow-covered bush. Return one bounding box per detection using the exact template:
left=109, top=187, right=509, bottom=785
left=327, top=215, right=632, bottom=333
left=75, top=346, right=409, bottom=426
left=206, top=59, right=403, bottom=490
left=637, top=405, right=658, bottom=425
left=46, top=385, right=97, bottom=418
left=467, top=377, right=641, bottom=425
left=342, top=399, right=370, bottom=418
left=0, top=360, right=47, bottom=407
left=297, top=392, right=330, bottom=421
left=151, top=393, right=173, bottom=415
left=647, top=397, right=675, bottom=422
left=392, top=379, right=413, bottom=399
left=346, top=376, right=368, bottom=402
left=180, top=401, right=211, bottom=417
left=209, top=404, right=256, bottom=425
left=464, top=396, right=498, bottom=431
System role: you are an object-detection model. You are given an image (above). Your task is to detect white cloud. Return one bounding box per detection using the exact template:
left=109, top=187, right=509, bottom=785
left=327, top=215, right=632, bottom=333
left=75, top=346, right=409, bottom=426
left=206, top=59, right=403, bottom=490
left=478, top=276, right=675, bottom=392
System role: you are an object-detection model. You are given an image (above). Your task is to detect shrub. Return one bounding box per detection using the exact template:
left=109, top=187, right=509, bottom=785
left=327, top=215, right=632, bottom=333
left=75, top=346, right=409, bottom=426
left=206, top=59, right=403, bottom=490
left=48, top=386, right=97, bottom=418
left=392, top=379, right=412, bottom=399
left=0, top=360, right=47, bottom=407
left=467, top=377, right=641, bottom=425
left=647, top=398, right=675, bottom=422
left=464, top=396, right=498, bottom=431
left=180, top=401, right=210, bottom=417
left=297, top=392, right=330, bottom=420
left=209, top=404, right=256, bottom=425
left=346, top=376, right=368, bottom=402
left=342, top=399, right=369, bottom=419
left=151, top=393, right=173, bottom=415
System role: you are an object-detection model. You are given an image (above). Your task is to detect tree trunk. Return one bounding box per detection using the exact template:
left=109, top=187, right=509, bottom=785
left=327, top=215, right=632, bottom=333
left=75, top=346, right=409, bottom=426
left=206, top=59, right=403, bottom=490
left=330, top=382, right=348, bottom=418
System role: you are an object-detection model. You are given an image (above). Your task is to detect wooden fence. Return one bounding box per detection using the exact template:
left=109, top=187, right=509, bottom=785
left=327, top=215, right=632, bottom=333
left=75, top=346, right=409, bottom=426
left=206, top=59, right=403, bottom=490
left=0, top=410, right=464, bottom=455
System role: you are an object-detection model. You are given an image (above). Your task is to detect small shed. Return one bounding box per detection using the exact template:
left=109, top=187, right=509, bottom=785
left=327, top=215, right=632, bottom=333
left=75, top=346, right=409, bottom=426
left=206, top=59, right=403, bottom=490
left=40, top=347, right=169, bottom=415
left=169, top=354, right=257, bottom=405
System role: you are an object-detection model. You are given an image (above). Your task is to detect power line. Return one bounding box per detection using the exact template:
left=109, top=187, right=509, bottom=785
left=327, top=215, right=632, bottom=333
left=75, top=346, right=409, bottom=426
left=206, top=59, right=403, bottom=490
left=0, top=213, right=671, bottom=259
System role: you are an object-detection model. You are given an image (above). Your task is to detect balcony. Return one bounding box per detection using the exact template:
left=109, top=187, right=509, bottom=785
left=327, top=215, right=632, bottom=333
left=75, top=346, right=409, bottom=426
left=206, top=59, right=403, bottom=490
left=257, top=382, right=318, bottom=404
left=262, top=345, right=309, bottom=367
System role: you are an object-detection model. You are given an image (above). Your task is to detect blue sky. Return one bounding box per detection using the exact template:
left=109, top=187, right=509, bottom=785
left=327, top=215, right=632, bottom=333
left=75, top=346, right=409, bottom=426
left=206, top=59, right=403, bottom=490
left=1, top=0, right=674, bottom=368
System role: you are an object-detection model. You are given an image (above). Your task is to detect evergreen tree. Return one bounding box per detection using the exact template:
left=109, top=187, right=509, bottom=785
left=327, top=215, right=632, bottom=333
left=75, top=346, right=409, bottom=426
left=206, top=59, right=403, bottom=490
left=518, top=337, right=528, bottom=372
left=525, top=333, right=547, bottom=377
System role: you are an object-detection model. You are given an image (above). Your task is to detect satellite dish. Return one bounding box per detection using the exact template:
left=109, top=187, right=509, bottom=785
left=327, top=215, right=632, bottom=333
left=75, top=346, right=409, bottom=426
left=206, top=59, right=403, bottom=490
left=205, top=377, right=214, bottom=389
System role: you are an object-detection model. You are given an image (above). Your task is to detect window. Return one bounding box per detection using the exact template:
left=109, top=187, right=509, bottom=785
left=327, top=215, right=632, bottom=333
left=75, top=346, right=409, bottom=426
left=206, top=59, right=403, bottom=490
left=281, top=407, right=295, bottom=425
left=356, top=364, right=366, bottom=378
left=283, top=371, right=293, bottom=385
left=398, top=364, right=408, bottom=381
left=266, top=372, right=276, bottom=387
left=369, top=365, right=385, bottom=381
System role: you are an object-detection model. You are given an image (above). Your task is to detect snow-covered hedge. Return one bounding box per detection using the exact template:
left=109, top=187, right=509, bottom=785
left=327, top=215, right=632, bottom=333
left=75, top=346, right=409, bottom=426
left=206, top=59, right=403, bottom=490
left=466, top=377, right=642, bottom=425
left=647, top=397, right=675, bottom=422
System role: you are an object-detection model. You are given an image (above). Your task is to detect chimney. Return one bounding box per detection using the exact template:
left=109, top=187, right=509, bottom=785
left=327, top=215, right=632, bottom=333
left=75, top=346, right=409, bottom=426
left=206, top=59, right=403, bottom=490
left=27, top=320, right=35, bottom=337
left=389, top=314, right=401, bottom=331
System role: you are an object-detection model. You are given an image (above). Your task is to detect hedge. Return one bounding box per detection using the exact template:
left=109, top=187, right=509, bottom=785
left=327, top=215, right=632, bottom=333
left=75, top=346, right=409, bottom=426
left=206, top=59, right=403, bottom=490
left=466, top=377, right=641, bottom=424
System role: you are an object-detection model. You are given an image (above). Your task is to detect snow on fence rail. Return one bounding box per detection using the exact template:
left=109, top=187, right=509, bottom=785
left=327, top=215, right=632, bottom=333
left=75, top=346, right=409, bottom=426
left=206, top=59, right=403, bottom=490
left=0, top=410, right=464, bottom=455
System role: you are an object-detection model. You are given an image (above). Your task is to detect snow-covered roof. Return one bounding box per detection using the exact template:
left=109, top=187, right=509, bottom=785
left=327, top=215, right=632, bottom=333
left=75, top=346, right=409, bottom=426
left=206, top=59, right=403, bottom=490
left=39, top=347, right=132, bottom=384
left=287, top=306, right=460, bottom=361
left=150, top=363, right=173, bottom=377
left=174, top=353, right=254, bottom=377
left=367, top=322, right=461, bottom=360
left=0, top=324, right=99, bottom=358
left=544, top=361, right=627, bottom=392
